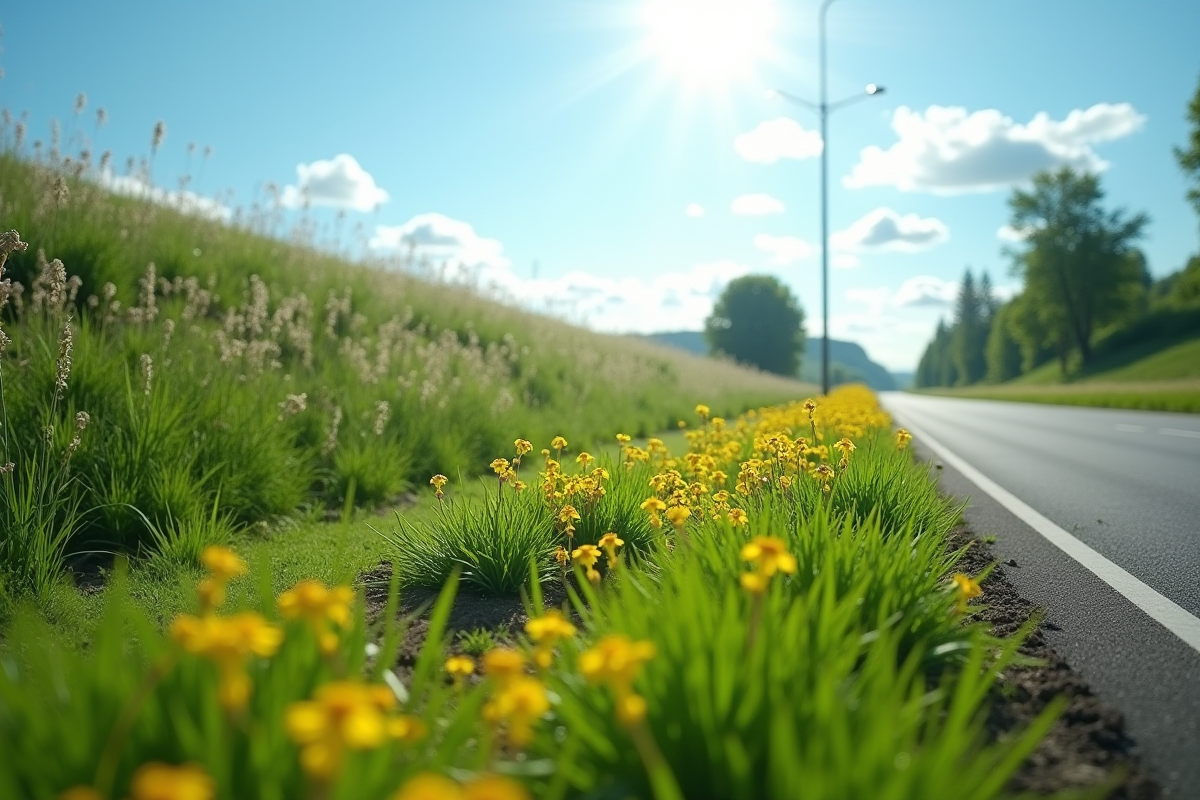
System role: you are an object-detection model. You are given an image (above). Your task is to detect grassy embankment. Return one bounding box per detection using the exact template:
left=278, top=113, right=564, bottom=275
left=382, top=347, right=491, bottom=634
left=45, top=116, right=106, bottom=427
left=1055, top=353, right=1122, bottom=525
left=0, top=150, right=810, bottom=627
left=920, top=336, right=1200, bottom=412
left=0, top=386, right=1065, bottom=800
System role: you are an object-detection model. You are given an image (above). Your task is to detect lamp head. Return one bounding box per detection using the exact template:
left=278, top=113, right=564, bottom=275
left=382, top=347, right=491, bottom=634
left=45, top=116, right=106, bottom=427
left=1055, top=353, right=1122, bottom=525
left=866, top=83, right=884, bottom=95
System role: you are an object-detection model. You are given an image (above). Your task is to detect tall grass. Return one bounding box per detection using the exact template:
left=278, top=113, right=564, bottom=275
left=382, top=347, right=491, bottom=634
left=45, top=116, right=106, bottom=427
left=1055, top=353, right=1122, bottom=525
left=0, top=138, right=808, bottom=599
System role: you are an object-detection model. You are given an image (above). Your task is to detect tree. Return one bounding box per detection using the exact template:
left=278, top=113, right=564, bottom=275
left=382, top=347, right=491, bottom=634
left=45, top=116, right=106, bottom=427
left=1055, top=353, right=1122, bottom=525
left=1007, top=168, right=1148, bottom=367
left=951, top=269, right=989, bottom=385
left=1174, top=71, right=1200, bottom=229
left=985, top=301, right=1023, bottom=383
left=915, top=320, right=957, bottom=388
left=705, top=274, right=805, bottom=376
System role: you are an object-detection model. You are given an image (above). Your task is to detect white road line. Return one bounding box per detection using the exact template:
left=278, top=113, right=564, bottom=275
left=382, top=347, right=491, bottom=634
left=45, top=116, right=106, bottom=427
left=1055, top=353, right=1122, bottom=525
left=1160, top=427, right=1200, bottom=440
left=893, top=412, right=1200, bottom=656
left=1115, top=424, right=1145, bottom=433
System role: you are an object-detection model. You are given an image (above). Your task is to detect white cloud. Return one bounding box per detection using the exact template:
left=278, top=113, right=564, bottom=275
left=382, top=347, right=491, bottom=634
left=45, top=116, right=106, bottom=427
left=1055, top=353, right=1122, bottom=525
left=735, top=117, right=823, bottom=164
left=831, top=207, right=949, bottom=253
left=370, top=213, right=510, bottom=279
left=281, top=154, right=389, bottom=211
left=997, top=224, right=1032, bottom=242
left=831, top=253, right=860, bottom=269
left=753, top=234, right=818, bottom=265
left=731, top=193, right=785, bottom=216
left=369, top=212, right=751, bottom=332
left=892, top=275, right=959, bottom=308
left=844, top=102, right=1145, bottom=193
left=99, top=171, right=232, bottom=222
left=685, top=202, right=706, bottom=217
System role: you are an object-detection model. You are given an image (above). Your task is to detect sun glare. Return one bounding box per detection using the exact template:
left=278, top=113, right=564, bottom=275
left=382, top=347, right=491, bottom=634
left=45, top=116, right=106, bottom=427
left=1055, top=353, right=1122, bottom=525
left=641, top=0, right=776, bottom=86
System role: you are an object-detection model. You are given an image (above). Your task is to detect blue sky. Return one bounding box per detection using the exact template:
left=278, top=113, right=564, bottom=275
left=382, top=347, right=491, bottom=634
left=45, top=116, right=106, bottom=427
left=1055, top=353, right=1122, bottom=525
left=3, top=0, right=1199, bottom=370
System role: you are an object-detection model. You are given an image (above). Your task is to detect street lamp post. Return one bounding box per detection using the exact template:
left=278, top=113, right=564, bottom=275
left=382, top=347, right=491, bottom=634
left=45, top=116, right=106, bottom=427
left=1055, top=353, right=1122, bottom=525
left=769, top=0, right=883, bottom=395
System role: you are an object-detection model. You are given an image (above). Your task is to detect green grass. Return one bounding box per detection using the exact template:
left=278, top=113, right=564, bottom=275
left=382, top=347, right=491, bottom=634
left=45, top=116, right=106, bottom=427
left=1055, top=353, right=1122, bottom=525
left=920, top=380, right=1200, bottom=413
left=924, top=334, right=1200, bottom=412
left=0, top=388, right=1064, bottom=800
left=0, top=149, right=813, bottom=605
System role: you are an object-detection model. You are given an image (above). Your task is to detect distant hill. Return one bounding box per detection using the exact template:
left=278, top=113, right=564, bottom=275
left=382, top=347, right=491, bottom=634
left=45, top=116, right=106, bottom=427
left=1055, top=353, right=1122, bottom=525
left=641, top=331, right=896, bottom=391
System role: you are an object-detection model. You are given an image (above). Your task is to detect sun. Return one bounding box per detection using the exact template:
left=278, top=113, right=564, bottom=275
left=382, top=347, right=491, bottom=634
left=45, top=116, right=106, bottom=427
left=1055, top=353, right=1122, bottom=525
left=641, top=0, right=776, bottom=86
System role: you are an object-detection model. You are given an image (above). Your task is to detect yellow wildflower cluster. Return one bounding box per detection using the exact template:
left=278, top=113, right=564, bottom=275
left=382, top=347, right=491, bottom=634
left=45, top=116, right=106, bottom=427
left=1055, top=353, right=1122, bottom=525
left=739, top=536, right=798, bottom=595
left=286, top=681, right=426, bottom=779
left=580, top=635, right=656, bottom=726
left=525, top=609, right=577, bottom=669
left=171, top=546, right=281, bottom=712
left=391, top=772, right=530, bottom=800
left=481, top=648, right=550, bottom=748
left=277, top=579, right=354, bottom=654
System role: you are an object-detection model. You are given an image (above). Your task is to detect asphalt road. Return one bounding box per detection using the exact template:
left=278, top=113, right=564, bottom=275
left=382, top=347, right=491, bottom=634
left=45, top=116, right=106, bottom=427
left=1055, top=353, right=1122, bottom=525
left=880, top=393, right=1200, bottom=798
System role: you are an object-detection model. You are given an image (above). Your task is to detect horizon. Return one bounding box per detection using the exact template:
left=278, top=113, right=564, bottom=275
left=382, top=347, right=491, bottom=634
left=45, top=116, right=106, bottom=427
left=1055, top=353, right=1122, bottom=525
left=3, top=1, right=1198, bottom=370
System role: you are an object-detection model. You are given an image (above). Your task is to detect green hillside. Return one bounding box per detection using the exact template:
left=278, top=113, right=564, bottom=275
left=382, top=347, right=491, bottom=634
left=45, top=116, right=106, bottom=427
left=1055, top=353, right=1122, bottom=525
left=642, top=330, right=897, bottom=391
left=0, top=152, right=810, bottom=608
left=922, top=335, right=1200, bottom=412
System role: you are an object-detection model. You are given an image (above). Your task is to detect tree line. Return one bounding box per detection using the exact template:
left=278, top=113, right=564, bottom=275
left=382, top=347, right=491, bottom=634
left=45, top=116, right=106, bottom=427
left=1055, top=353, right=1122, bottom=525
left=916, top=75, right=1200, bottom=388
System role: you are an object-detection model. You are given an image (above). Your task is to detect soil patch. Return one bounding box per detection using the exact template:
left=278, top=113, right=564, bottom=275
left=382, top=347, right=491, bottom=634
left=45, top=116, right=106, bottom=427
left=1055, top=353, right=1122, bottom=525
left=952, top=529, right=1160, bottom=799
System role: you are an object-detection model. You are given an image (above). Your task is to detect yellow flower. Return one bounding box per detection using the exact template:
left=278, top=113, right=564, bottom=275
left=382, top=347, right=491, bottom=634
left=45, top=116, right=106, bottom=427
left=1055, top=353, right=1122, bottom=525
left=833, top=437, right=856, bottom=456
left=598, top=532, right=624, bottom=566
left=463, top=775, right=532, bottom=800
left=286, top=681, right=399, bottom=779
left=740, top=536, right=798, bottom=577
left=390, top=773, right=463, bottom=800
left=615, top=433, right=631, bottom=444
left=514, top=439, right=532, bottom=456
left=639, top=497, right=666, bottom=513
left=664, top=505, right=690, bottom=529
left=388, top=715, right=428, bottom=744
left=740, top=571, right=771, bottom=595
left=727, top=508, right=748, bottom=527
left=482, top=648, right=525, bottom=684
left=430, top=474, right=449, bottom=498
left=558, top=505, right=581, bottom=524
left=445, top=655, right=476, bottom=678
left=199, top=545, right=247, bottom=584
left=195, top=578, right=225, bottom=614
left=677, top=420, right=687, bottom=429
left=483, top=676, right=549, bottom=747
left=127, top=762, right=215, bottom=800
left=615, top=692, right=648, bottom=725
left=952, top=572, right=983, bottom=612
left=896, top=428, right=913, bottom=449
left=571, top=544, right=601, bottom=569
left=813, top=464, right=835, bottom=482
left=694, top=404, right=710, bottom=419
left=802, top=399, right=818, bottom=418
left=489, top=458, right=510, bottom=475
left=552, top=545, right=570, bottom=565
left=170, top=612, right=282, bottom=711
left=550, top=435, right=568, bottom=450
left=576, top=451, right=594, bottom=468
left=579, top=635, right=655, bottom=686
left=277, top=580, right=354, bottom=655
left=525, top=610, right=577, bottom=644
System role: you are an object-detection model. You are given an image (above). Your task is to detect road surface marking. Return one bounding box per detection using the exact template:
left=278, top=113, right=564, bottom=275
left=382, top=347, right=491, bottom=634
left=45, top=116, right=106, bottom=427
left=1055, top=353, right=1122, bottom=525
left=1159, top=428, right=1200, bottom=440
left=1114, top=424, right=1145, bottom=433
left=893, top=413, right=1200, bottom=656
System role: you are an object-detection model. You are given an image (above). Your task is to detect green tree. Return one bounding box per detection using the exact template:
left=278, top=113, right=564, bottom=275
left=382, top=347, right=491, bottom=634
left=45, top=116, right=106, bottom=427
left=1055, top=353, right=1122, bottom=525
left=915, top=320, right=957, bottom=388
left=1174, top=71, right=1200, bottom=227
left=985, top=301, right=1023, bottom=383
left=705, top=274, right=806, bottom=376
left=1007, top=168, right=1148, bottom=368
left=951, top=269, right=988, bottom=386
